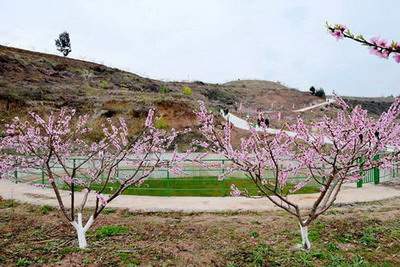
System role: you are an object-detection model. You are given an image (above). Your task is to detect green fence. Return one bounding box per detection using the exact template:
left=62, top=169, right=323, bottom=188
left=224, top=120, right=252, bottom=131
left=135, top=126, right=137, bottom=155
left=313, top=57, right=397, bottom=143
left=11, top=158, right=318, bottom=197
left=11, top=157, right=399, bottom=195
left=357, top=156, right=399, bottom=188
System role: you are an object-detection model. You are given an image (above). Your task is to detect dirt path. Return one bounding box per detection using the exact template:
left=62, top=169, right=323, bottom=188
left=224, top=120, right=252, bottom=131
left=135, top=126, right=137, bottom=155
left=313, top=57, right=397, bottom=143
left=1, top=179, right=400, bottom=212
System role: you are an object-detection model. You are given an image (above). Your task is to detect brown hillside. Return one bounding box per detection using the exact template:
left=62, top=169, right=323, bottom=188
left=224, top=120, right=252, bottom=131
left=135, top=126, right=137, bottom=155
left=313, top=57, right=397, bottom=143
left=0, top=45, right=393, bottom=146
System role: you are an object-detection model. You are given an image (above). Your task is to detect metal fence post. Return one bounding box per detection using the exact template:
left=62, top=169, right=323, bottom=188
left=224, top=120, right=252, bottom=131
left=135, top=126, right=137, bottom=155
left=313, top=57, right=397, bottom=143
left=357, top=157, right=364, bottom=188
left=41, top=168, right=45, bottom=184
left=116, top=163, right=119, bottom=179
left=14, top=169, right=18, bottom=184
left=166, top=162, right=170, bottom=179
left=357, top=178, right=363, bottom=188
left=373, top=154, right=380, bottom=184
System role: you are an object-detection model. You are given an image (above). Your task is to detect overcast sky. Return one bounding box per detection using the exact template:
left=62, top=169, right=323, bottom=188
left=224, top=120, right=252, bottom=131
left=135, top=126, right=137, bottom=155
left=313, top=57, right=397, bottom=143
left=0, top=1, right=399, bottom=97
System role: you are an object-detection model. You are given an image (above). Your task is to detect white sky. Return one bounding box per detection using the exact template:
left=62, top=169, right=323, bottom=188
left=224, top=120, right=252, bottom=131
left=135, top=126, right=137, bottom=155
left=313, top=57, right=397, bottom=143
left=0, top=0, right=399, bottom=97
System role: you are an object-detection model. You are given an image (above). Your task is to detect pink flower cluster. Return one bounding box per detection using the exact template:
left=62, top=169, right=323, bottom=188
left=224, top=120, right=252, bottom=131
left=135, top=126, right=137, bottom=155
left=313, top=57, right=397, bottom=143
left=96, top=193, right=108, bottom=206
left=369, top=37, right=400, bottom=61
left=329, top=24, right=347, bottom=40
left=230, top=184, right=241, bottom=197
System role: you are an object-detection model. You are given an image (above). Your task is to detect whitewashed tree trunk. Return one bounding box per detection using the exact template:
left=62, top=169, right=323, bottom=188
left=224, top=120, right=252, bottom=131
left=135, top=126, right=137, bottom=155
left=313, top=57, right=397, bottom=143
left=70, top=213, right=94, bottom=249
left=299, top=223, right=311, bottom=250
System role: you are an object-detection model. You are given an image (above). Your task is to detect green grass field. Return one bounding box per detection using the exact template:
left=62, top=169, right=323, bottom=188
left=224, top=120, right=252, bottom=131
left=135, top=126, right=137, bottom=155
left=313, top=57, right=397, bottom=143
left=85, top=176, right=319, bottom=197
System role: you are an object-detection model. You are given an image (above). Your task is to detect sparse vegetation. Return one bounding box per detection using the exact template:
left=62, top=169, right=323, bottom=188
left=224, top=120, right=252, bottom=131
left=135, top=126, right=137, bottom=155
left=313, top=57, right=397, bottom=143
left=95, top=225, right=129, bottom=239
left=182, top=85, right=192, bottom=96
left=1, top=198, right=400, bottom=266
left=40, top=204, right=54, bottom=215
left=0, top=44, right=395, bottom=151
left=99, top=79, right=110, bottom=89
left=154, top=116, right=169, bottom=129
left=202, top=87, right=237, bottom=105
left=159, top=85, right=170, bottom=94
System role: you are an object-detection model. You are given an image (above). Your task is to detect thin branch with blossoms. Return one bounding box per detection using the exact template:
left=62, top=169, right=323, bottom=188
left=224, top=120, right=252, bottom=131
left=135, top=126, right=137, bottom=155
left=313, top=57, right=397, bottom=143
left=327, top=22, right=400, bottom=63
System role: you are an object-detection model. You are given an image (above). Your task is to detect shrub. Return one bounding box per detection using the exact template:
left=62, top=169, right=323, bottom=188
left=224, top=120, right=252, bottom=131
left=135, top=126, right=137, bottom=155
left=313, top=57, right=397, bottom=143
left=154, top=117, right=169, bottom=129
left=182, top=86, right=192, bottom=96
left=159, top=85, right=170, bottom=94
left=309, top=86, right=316, bottom=95
left=202, top=88, right=236, bottom=105
left=99, top=80, right=110, bottom=89
left=315, top=88, right=325, bottom=98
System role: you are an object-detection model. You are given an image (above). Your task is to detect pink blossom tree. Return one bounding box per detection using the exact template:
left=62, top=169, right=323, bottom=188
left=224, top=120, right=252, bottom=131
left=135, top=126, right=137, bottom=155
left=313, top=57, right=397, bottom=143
left=196, top=97, right=400, bottom=250
left=0, top=108, right=180, bottom=248
left=327, top=22, right=400, bottom=63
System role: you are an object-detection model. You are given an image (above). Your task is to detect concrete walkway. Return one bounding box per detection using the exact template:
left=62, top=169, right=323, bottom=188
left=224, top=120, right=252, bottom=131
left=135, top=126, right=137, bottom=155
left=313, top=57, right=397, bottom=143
left=219, top=98, right=336, bottom=144
left=221, top=111, right=333, bottom=144
left=1, top=180, right=399, bottom=212
left=293, top=98, right=336, bottom=112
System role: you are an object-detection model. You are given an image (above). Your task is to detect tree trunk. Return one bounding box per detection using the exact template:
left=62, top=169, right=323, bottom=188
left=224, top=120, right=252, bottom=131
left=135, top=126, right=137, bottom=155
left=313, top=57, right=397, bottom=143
left=70, top=213, right=94, bottom=249
left=75, top=225, right=88, bottom=248
left=299, top=223, right=311, bottom=250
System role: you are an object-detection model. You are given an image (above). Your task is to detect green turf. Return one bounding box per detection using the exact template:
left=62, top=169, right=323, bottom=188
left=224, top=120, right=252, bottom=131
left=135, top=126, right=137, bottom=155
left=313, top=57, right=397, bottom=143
left=86, top=176, right=319, bottom=197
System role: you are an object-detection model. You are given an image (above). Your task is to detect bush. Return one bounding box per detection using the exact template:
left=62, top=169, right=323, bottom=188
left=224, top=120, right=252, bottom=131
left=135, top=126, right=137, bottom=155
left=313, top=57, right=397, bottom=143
left=159, top=85, right=169, bottom=94
left=182, top=86, right=192, bottom=96
left=154, top=117, right=169, bottom=129
left=309, top=86, right=316, bottom=95
left=99, top=80, right=110, bottom=89
left=202, top=88, right=237, bottom=105
left=315, top=88, right=325, bottom=98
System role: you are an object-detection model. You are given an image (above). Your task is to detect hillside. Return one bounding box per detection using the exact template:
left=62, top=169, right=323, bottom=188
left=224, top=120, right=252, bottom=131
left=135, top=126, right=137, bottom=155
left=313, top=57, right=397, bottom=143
left=0, top=45, right=394, bottom=146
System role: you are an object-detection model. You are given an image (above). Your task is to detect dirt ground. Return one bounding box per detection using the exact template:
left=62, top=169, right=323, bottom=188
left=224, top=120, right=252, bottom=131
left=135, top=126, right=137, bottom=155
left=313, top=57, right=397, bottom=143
left=0, top=196, right=400, bottom=266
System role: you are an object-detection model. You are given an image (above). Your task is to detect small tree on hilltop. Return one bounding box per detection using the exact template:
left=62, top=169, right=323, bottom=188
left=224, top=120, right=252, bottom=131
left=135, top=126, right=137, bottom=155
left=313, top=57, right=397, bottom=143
left=309, top=86, right=316, bottom=95
left=196, top=97, right=400, bottom=250
left=315, top=88, right=326, bottom=98
left=55, top=31, right=72, bottom=57
left=0, top=109, right=181, bottom=248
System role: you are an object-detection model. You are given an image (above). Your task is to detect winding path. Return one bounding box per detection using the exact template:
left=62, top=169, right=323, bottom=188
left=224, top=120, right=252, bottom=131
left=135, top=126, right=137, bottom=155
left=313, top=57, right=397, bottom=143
left=0, top=179, right=399, bottom=212
left=221, top=110, right=333, bottom=144
left=293, top=98, right=336, bottom=112
left=221, top=98, right=336, bottom=144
